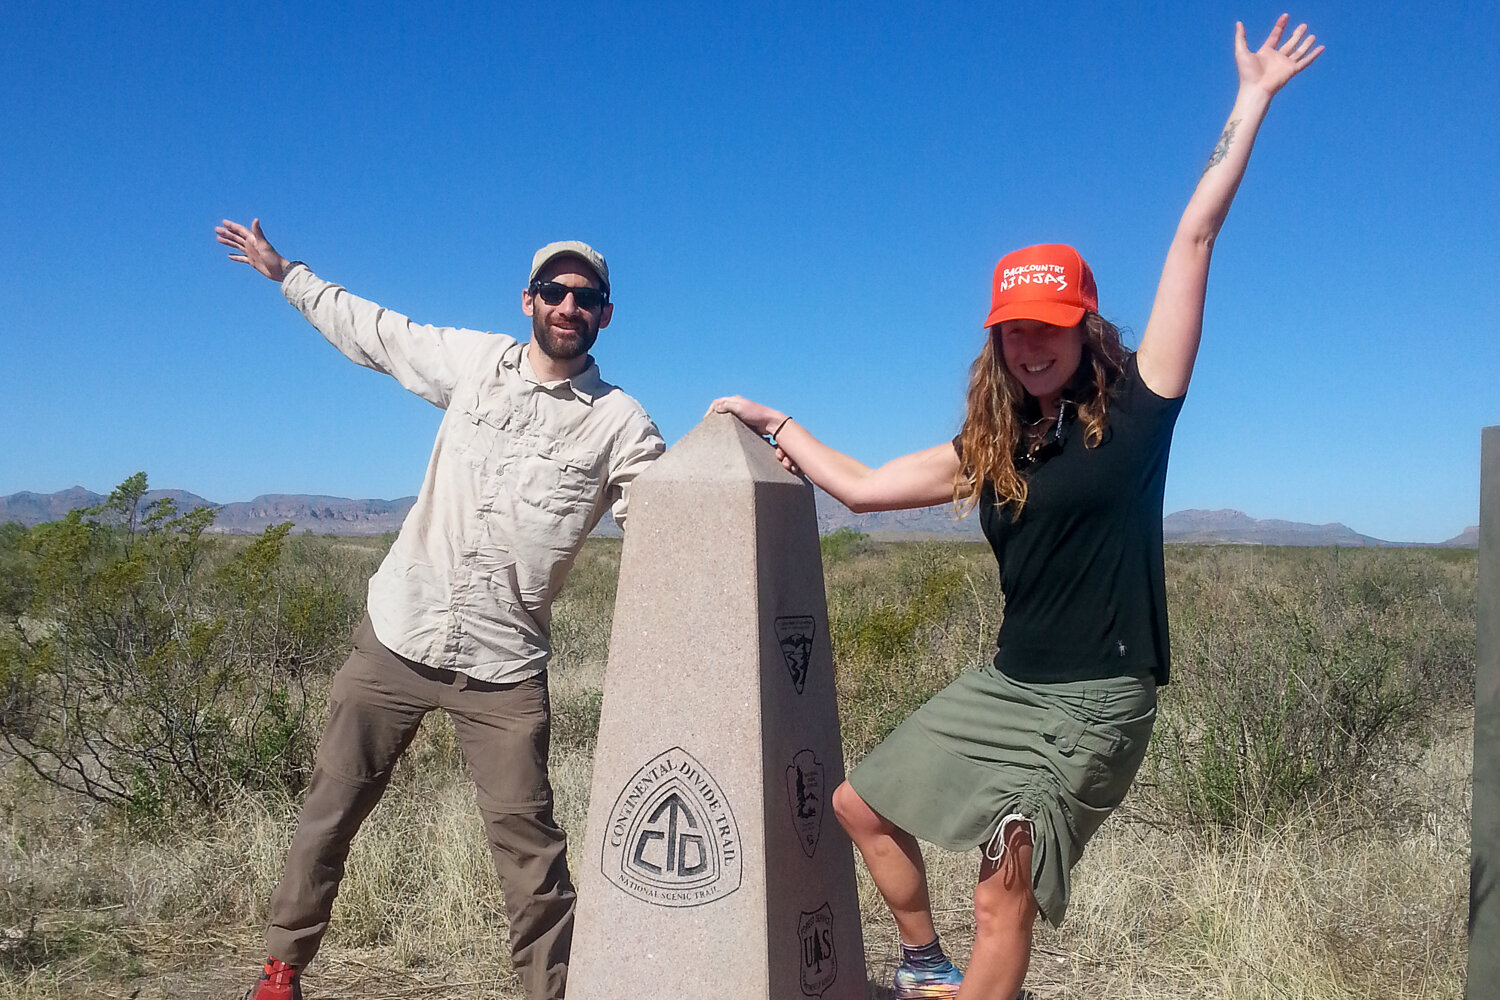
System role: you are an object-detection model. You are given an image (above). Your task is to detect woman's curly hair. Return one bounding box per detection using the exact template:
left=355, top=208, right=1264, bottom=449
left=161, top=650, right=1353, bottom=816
left=954, top=312, right=1131, bottom=514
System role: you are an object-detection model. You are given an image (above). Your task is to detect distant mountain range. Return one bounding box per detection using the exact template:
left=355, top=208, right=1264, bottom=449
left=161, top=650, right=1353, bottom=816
left=1159, top=508, right=1478, bottom=548
left=0, top=486, right=1479, bottom=548
left=0, top=488, right=416, bottom=537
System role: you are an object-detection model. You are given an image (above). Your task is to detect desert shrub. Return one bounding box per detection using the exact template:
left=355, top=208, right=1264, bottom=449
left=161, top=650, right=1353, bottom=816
left=551, top=687, right=604, bottom=753
left=548, top=538, right=621, bottom=753
left=1322, top=546, right=1476, bottom=708
left=271, top=534, right=382, bottom=677
left=0, top=522, right=32, bottom=619
left=0, top=474, right=353, bottom=823
left=826, top=541, right=997, bottom=756
left=549, top=538, right=621, bottom=670
left=1141, top=546, right=1475, bottom=831
left=819, top=527, right=871, bottom=563
left=3, top=490, right=1473, bottom=841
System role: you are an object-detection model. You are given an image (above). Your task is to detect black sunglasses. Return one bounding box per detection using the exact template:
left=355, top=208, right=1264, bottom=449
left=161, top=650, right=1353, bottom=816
left=529, top=280, right=608, bottom=312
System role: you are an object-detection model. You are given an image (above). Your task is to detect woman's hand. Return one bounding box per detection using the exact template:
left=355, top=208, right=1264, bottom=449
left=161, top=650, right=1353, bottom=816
left=1235, top=14, right=1324, bottom=99
left=1136, top=14, right=1324, bottom=400
left=707, top=395, right=788, bottom=438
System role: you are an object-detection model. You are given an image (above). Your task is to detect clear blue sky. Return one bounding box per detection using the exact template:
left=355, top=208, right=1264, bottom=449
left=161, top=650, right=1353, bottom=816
left=2, top=1, right=1495, bottom=543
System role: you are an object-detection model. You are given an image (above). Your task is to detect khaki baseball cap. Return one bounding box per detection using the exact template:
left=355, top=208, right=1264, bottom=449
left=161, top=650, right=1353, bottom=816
left=530, top=240, right=610, bottom=294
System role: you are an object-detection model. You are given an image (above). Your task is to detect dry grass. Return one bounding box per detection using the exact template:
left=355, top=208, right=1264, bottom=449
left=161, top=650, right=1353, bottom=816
left=0, top=540, right=1476, bottom=998
left=852, top=715, right=1471, bottom=1000
left=0, top=725, right=1471, bottom=999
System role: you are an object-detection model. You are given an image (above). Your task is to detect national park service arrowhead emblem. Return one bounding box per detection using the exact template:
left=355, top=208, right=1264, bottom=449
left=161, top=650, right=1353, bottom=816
left=798, top=903, right=838, bottom=996
left=785, top=749, right=825, bottom=858
left=601, top=746, right=742, bottom=908
left=775, top=615, right=816, bottom=694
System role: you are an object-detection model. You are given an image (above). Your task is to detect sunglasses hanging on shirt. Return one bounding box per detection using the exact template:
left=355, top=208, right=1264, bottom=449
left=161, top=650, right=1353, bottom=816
left=1016, top=401, right=1074, bottom=469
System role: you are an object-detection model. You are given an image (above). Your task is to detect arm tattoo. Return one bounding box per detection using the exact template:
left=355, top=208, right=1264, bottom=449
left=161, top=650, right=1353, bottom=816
left=1202, top=119, right=1241, bottom=176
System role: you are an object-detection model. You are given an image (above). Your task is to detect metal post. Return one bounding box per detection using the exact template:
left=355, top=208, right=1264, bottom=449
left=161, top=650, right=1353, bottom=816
left=1472, top=427, right=1500, bottom=998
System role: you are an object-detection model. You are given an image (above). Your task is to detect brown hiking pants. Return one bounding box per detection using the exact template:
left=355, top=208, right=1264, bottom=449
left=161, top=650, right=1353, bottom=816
left=265, top=615, right=574, bottom=999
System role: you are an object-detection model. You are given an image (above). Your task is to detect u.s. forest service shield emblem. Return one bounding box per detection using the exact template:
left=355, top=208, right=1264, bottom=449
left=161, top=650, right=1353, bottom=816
left=798, top=903, right=838, bottom=997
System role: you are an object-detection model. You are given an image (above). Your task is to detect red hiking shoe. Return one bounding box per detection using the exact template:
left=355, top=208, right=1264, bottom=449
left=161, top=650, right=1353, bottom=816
left=246, top=957, right=303, bottom=1000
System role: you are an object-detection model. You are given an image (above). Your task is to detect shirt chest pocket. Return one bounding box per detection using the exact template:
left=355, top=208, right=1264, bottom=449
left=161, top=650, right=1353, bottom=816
left=511, top=441, right=602, bottom=511
left=453, top=395, right=518, bottom=471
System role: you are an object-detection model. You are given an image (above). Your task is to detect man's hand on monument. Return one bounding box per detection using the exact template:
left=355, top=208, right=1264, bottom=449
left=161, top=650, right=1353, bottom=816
left=216, top=218, right=293, bottom=282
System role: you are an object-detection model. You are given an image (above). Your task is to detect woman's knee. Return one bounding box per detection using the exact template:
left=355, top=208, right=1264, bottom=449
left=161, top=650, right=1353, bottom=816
left=973, top=821, right=1039, bottom=935
left=832, top=781, right=883, bottom=837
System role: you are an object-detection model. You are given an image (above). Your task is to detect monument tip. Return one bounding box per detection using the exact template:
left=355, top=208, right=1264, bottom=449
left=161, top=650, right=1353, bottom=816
left=638, top=411, right=805, bottom=486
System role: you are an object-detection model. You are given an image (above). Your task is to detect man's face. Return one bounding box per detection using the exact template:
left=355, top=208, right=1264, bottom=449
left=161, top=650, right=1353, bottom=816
left=522, top=258, right=612, bottom=362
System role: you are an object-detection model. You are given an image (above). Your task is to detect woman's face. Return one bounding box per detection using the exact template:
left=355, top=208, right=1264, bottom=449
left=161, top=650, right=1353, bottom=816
left=997, top=318, right=1085, bottom=408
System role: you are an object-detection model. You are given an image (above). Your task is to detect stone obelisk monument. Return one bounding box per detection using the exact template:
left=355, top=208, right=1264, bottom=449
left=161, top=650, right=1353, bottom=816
left=1471, top=427, right=1499, bottom=999
left=568, top=413, right=866, bottom=999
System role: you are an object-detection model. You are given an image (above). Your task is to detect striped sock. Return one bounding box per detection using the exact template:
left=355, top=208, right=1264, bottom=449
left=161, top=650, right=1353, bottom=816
left=900, top=936, right=951, bottom=970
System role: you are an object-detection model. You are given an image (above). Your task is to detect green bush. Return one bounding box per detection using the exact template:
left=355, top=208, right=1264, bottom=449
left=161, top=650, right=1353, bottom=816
left=0, top=521, right=32, bottom=619
left=0, top=474, right=355, bottom=823
left=825, top=541, right=996, bottom=755
left=1140, top=546, right=1475, bottom=831
left=819, top=527, right=871, bottom=563
left=1, top=482, right=1474, bottom=841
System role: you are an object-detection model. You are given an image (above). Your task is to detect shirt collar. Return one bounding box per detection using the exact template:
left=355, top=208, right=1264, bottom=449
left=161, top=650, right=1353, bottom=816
left=509, top=340, right=600, bottom=403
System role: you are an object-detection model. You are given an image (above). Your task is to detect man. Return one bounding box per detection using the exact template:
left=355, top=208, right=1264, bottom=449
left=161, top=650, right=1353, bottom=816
left=215, top=218, right=663, bottom=1000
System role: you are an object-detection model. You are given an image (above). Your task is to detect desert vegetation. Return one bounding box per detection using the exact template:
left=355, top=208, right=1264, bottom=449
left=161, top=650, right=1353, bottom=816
left=0, top=483, right=1474, bottom=998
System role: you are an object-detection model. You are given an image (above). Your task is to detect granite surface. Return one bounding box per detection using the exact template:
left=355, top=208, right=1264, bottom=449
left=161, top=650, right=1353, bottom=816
left=569, top=413, right=867, bottom=999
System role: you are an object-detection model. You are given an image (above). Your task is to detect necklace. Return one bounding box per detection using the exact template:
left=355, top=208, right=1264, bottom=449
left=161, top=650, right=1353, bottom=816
left=1023, top=414, right=1051, bottom=448
left=1019, top=402, right=1072, bottom=464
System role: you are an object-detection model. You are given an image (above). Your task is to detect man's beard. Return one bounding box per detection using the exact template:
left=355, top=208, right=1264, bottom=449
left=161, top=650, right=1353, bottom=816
left=532, top=312, right=598, bottom=361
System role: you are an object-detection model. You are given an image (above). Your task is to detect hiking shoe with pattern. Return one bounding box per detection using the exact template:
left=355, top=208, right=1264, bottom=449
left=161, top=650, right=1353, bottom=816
left=892, top=956, right=964, bottom=999
left=246, top=957, right=303, bottom=1000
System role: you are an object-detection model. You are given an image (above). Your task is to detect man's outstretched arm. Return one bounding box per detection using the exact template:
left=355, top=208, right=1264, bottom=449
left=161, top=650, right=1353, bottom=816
left=213, top=217, right=490, bottom=409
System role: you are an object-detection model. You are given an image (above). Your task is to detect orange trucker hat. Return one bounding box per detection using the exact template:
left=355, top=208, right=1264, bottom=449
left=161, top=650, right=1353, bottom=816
left=985, top=244, right=1098, bottom=328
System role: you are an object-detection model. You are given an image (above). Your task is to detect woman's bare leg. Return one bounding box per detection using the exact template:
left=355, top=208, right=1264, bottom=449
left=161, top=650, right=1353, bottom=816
left=831, top=781, right=937, bottom=945
left=958, top=820, right=1038, bottom=1000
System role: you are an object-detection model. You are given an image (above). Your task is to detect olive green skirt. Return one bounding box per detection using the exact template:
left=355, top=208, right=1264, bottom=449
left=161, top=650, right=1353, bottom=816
left=848, top=665, right=1156, bottom=927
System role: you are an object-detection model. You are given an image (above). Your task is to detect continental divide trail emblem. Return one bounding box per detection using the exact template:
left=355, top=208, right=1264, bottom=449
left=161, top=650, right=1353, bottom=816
left=601, top=746, right=742, bottom=907
left=785, top=749, right=825, bottom=857
left=776, top=615, right=816, bottom=694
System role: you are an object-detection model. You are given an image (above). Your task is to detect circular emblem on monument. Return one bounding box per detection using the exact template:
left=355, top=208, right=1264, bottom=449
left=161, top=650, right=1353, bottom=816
left=602, top=746, right=742, bottom=907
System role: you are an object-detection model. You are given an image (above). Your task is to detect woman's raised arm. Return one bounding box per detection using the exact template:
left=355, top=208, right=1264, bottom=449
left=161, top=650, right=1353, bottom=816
left=1136, top=14, right=1324, bottom=399
left=708, top=396, right=964, bottom=513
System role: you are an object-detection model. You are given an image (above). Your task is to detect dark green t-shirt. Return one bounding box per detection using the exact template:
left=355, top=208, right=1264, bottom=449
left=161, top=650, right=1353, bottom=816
left=972, top=355, right=1183, bottom=686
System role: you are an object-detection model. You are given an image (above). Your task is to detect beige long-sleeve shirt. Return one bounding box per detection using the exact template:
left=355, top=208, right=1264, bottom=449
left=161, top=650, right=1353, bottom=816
left=282, top=264, right=664, bottom=683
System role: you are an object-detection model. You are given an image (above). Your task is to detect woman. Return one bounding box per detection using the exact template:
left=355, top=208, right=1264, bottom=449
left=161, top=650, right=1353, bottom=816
left=711, top=17, right=1322, bottom=1000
